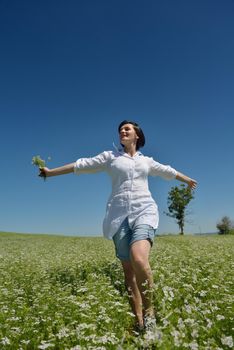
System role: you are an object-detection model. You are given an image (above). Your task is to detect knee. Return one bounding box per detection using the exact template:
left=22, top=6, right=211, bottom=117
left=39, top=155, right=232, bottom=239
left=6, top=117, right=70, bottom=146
left=131, top=256, right=151, bottom=273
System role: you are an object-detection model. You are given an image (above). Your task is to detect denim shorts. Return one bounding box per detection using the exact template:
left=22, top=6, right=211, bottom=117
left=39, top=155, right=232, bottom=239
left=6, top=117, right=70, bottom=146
left=112, top=218, right=156, bottom=261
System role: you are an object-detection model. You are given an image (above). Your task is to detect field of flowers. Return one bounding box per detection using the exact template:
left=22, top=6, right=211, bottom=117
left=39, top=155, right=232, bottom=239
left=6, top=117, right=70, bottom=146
left=0, top=232, right=233, bottom=349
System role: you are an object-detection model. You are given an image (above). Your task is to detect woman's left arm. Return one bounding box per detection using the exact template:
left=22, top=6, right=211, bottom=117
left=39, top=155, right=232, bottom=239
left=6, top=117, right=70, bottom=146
left=175, top=172, right=197, bottom=190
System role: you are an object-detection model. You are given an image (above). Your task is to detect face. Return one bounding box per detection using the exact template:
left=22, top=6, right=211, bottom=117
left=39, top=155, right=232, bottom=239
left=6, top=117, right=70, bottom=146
left=119, top=123, right=139, bottom=147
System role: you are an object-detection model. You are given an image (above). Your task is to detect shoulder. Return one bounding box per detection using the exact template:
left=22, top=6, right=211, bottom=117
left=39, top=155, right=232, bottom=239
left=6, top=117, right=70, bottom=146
left=98, top=150, right=120, bottom=164
left=102, top=150, right=116, bottom=159
left=139, top=153, right=155, bottom=163
left=106, top=150, right=126, bottom=159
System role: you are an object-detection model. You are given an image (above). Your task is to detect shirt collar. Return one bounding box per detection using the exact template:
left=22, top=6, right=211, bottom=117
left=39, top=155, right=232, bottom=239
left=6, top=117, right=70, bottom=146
left=112, top=143, right=143, bottom=158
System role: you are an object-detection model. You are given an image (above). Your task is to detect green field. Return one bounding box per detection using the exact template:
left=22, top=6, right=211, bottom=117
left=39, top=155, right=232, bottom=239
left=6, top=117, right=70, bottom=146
left=0, top=232, right=233, bottom=349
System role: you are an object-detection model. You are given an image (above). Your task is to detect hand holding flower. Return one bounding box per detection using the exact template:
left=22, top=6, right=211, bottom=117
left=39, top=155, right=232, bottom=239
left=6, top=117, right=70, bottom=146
left=32, top=155, right=51, bottom=181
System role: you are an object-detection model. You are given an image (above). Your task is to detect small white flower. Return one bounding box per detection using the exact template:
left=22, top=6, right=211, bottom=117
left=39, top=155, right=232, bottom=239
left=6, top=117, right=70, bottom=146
left=8, top=316, right=20, bottom=321
left=217, top=314, right=225, bottom=320
left=188, top=340, right=199, bottom=350
left=199, top=290, right=207, bottom=297
left=113, top=301, right=124, bottom=306
left=184, top=318, right=195, bottom=325
left=206, top=318, right=212, bottom=328
left=178, top=318, right=185, bottom=329
left=144, top=329, right=162, bottom=342
left=163, top=318, right=169, bottom=327
left=169, top=290, right=174, bottom=299
left=185, top=304, right=192, bottom=313
left=1, top=337, right=11, bottom=345
left=221, top=335, right=233, bottom=348
left=191, top=329, right=198, bottom=338
left=171, top=330, right=181, bottom=347
left=126, top=311, right=135, bottom=317
left=56, top=327, right=70, bottom=339
left=38, top=341, right=54, bottom=349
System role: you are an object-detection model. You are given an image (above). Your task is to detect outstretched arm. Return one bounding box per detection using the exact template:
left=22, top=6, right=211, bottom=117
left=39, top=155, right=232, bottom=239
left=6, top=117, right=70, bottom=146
left=39, top=163, right=75, bottom=178
left=175, top=172, right=197, bottom=190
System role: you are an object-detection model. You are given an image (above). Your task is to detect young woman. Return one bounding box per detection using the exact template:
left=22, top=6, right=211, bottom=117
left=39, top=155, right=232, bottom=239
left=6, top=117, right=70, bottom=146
left=39, top=120, right=197, bottom=333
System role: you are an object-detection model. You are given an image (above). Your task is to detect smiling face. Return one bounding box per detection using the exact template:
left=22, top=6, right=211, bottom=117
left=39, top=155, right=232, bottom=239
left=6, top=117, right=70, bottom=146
left=119, top=123, right=139, bottom=149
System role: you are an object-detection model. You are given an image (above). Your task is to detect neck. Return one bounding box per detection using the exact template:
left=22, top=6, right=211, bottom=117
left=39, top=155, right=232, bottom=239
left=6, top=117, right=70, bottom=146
left=124, top=144, right=137, bottom=157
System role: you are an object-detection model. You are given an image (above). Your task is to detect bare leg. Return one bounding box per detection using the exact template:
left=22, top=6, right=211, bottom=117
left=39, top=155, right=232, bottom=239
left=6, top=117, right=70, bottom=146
left=121, top=260, right=144, bottom=327
left=130, top=240, right=155, bottom=317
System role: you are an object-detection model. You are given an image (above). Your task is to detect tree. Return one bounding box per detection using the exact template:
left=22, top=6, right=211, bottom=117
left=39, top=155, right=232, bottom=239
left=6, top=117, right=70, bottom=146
left=216, top=216, right=233, bottom=234
left=165, top=184, right=194, bottom=235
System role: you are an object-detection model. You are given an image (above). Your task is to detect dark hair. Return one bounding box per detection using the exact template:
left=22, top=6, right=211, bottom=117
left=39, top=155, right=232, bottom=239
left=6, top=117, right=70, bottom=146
left=118, top=120, right=145, bottom=150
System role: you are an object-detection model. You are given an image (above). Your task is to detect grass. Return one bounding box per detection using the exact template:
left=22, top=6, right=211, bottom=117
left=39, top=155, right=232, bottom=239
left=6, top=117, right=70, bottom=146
left=0, top=232, right=233, bottom=349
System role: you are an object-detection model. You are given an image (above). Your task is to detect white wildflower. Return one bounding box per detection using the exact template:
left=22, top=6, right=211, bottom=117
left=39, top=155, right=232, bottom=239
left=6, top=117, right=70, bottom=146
left=183, top=283, right=195, bottom=291
left=38, top=341, right=54, bottom=349
left=163, top=318, right=170, bottom=327
left=1, top=337, right=11, bottom=345
left=183, top=342, right=189, bottom=348
left=98, top=335, right=109, bottom=344
left=188, top=340, right=199, bottom=350
left=199, top=290, right=207, bottom=297
left=99, top=306, right=106, bottom=313
left=221, top=335, right=233, bottom=348
left=185, top=304, right=192, bottom=314
left=57, top=327, right=70, bottom=339
left=206, top=318, right=212, bottom=328
left=21, top=340, right=31, bottom=345
left=202, top=309, right=211, bottom=315
left=178, top=318, right=185, bottom=329
left=114, top=280, right=122, bottom=285
left=97, top=314, right=111, bottom=323
left=191, top=329, right=198, bottom=338
left=11, top=327, right=21, bottom=334
left=171, top=330, right=181, bottom=347
left=184, top=318, right=195, bottom=325
left=126, top=311, right=135, bottom=317
left=87, top=294, right=96, bottom=300
left=8, top=316, right=20, bottom=321
left=77, top=287, right=88, bottom=293
left=76, top=323, right=96, bottom=332
left=78, top=302, right=90, bottom=309
left=217, top=314, right=225, bottom=320
left=144, top=329, right=162, bottom=343
left=113, top=301, right=124, bottom=306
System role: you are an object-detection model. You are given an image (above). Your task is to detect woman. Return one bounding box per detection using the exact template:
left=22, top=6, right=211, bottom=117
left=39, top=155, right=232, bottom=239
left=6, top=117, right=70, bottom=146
left=39, top=120, right=197, bottom=333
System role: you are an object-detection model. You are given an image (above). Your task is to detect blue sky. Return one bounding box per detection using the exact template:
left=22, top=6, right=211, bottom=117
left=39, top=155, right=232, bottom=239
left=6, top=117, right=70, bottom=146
left=0, top=0, right=233, bottom=236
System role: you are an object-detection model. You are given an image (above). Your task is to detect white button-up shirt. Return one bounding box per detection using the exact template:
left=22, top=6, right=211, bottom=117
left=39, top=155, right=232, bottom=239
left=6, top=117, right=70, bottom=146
left=74, top=150, right=177, bottom=239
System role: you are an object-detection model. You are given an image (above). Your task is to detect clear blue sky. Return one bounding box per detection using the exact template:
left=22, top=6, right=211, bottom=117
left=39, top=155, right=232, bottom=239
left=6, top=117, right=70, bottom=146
left=0, top=0, right=233, bottom=236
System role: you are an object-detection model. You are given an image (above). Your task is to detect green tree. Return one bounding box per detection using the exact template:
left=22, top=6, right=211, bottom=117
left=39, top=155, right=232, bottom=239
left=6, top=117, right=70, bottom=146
left=165, top=184, right=194, bottom=235
left=216, top=216, right=233, bottom=235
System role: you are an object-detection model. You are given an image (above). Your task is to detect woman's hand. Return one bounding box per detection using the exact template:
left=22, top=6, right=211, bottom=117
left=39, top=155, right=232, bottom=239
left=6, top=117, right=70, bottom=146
left=39, top=167, right=51, bottom=179
left=187, top=178, right=197, bottom=190
left=176, top=172, right=198, bottom=190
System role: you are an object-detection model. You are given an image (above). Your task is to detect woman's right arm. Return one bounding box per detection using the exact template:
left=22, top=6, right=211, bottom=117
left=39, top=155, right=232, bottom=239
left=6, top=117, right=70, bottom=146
left=39, top=163, right=75, bottom=178
left=39, top=151, right=111, bottom=178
